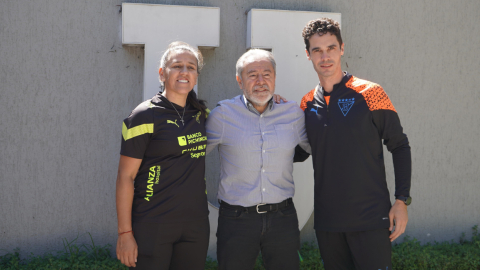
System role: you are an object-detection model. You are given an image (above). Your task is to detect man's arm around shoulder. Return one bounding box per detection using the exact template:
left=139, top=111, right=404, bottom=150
left=205, top=104, right=225, bottom=154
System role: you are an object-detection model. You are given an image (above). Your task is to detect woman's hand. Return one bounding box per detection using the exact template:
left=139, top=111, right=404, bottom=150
left=116, top=232, right=138, bottom=267
left=116, top=155, right=142, bottom=267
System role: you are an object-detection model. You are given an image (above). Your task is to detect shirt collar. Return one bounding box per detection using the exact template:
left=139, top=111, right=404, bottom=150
left=242, top=95, right=274, bottom=115
left=316, top=71, right=350, bottom=96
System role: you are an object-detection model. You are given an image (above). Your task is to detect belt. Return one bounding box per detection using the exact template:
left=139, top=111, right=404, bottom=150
left=220, top=198, right=293, bottom=214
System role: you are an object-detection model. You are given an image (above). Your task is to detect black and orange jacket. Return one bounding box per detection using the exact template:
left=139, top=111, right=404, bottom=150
left=300, top=72, right=411, bottom=232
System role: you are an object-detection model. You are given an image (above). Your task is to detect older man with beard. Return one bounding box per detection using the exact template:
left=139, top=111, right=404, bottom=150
left=206, top=49, right=310, bottom=270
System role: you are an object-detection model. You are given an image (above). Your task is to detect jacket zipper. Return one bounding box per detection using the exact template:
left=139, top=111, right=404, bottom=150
left=325, top=102, right=330, bottom=127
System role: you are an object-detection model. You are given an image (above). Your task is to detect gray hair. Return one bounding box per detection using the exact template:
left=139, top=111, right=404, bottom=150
left=235, top=49, right=276, bottom=77
left=158, top=41, right=204, bottom=90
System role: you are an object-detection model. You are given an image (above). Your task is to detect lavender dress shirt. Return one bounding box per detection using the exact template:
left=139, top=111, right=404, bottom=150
left=206, top=95, right=310, bottom=207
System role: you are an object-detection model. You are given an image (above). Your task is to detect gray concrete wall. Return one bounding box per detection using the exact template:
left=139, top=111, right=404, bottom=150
left=1, top=0, right=479, bottom=257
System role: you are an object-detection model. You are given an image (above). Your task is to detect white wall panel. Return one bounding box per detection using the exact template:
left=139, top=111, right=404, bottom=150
left=122, top=3, right=220, bottom=100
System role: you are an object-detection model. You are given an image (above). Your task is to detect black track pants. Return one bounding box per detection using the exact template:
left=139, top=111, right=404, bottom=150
left=130, top=218, right=210, bottom=270
left=316, top=229, right=392, bottom=270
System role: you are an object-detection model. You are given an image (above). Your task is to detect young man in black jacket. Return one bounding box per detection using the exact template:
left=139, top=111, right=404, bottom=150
left=299, top=18, right=412, bottom=269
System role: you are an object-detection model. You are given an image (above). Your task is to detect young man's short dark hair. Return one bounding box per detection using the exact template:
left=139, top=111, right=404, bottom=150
left=302, top=18, right=343, bottom=52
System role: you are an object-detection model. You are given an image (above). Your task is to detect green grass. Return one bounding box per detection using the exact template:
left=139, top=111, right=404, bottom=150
left=391, top=225, right=480, bottom=270
left=2, top=226, right=479, bottom=270
left=0, top=233, right=127, bottom=270
left=206, top=225, right=480, bottom=270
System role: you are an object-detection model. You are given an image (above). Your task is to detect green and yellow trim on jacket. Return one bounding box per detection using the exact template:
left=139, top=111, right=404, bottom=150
left=122, top=122, right=153, bottom=141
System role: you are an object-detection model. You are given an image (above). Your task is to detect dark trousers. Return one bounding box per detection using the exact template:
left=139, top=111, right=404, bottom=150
left=216, top=200, right=300, bottom=270
left=130, top=218, right=210, bottom=270
left=315, top=229, right=392, bottom=270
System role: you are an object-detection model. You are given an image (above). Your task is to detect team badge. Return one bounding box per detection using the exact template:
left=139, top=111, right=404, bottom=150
left=338, top=98, right=355, bottom=116
left=193, top=111, right=201, bottom=124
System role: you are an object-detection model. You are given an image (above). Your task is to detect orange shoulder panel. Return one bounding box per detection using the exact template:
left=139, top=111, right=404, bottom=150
left=300, top=89, right=316, bottom=111
left=345, top=76, right=396, bottom=112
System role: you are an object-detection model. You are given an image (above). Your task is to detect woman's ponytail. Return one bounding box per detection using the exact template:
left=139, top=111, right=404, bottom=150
left=187, top=90, right=207, bottom=115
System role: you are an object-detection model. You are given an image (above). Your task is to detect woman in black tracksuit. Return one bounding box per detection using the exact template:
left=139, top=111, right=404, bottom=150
left=115, top=41, right=209, bottom=270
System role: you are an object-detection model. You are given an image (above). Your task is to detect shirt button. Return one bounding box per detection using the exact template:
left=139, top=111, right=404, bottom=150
left=262, top=188, right=265, bottom=192
left=263, top=150, right=265, bottom=153
left=262, top=169, right=265, bottom=172
left=262, top=132, right=265, bottom=135
left=260, top=115, right=263, bottom=118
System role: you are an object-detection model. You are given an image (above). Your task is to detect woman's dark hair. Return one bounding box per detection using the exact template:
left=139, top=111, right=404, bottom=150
left=187, top=90, right=207, bottom=115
